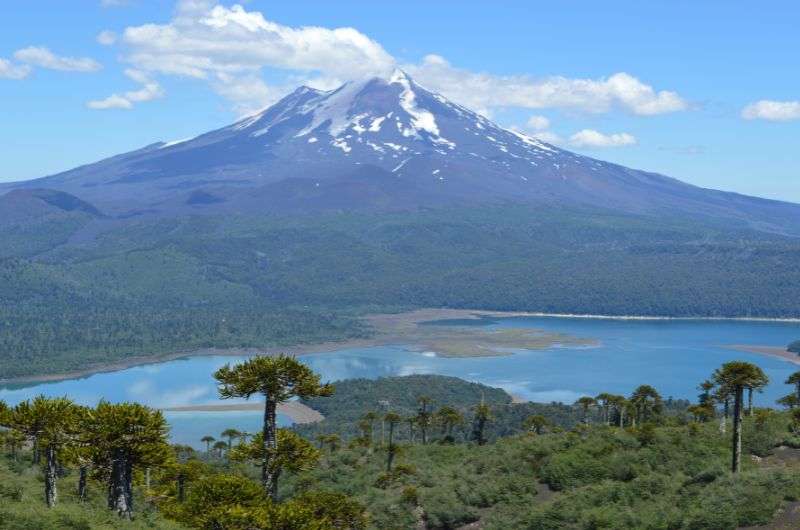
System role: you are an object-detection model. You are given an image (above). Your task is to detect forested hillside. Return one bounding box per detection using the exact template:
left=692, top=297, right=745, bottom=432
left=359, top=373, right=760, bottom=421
left=3, top=205, right=800, bottom=379
left=3, top=363, right=800, bottom=529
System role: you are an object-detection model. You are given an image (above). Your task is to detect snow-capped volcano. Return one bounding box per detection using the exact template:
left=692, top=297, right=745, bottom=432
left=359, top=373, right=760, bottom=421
left=212, top=67, right=568, bottom=192
left=5, top=69, right=800, bottom=234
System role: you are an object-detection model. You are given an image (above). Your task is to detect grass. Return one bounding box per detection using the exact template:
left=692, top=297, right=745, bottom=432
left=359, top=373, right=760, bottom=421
left=0, top=454, right=185, bottom=529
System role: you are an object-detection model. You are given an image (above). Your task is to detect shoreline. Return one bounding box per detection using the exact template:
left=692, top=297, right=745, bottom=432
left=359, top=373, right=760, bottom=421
left=3, top=307, right=799, bottom=386
left=724, top=344, right=800, bottom=366
left=162, top=401, right=325, bottom=424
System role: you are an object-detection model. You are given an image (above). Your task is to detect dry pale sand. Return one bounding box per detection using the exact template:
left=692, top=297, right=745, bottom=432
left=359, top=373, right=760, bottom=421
left=724, top=345, right=800, bottom=366
left=162, top=401, right=324, bottom=424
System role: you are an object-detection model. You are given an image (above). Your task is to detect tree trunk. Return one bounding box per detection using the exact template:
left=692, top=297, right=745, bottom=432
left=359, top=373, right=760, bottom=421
left=748, top=387, right=753, bottom=416
left=796, top=382, right=800, bottom=404
left=386, top=423, right=396, bottom=472
left=177, top=474, right=185, bottom=503
left=78, top=465, right=88, bottom=502
left=110, top=448, right=132, bottom=518
left=44, top=444, right=58, bottom=507
left=732, top=386, right=744, bottom=473
left=618, top=407, right=624, bottom=428
left=262, top=398, right=278, bottom=500
left=32, top=436, right=40, bottom=465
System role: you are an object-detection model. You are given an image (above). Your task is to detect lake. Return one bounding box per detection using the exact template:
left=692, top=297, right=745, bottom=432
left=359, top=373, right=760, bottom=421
left=2, top=316, right=799, bottom=447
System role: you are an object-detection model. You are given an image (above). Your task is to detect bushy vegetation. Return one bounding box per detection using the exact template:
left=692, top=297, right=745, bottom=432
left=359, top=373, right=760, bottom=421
left=3, top=205, right=800, bottom=378
left=0, top=453, right=184, bottom=529
left=3, top=358, right=800, bottom=528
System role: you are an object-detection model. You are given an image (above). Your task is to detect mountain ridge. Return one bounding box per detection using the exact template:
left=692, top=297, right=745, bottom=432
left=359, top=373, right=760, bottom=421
left=2, top=69, right=798, bottom=236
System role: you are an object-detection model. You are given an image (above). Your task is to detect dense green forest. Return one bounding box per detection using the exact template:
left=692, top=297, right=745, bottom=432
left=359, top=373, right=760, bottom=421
left=295, top=375, right=691, bottom=443
left=2, top=358, right=800, bottom=529
left=3, top=205, right=800, bottom=378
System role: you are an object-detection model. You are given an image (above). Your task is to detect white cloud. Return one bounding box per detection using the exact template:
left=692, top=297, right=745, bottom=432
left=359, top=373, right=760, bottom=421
left=97, top=30, right=117, bottom=46
left=87, top=68, right=164, bottom=110
left=569, top=129, right=637, bottom=148
left=116, top=0, right=394, bottom=113
left=526, top=115, right=550, bottom=131
left=741, top=100, right=800, bottom=121
left=106, top=0, right=686, bottom=120
left=0, top=58, right=31, bottom=79
left=14, top=46, right=101, bottom=72
left=406, top=55, right=687, bottom=116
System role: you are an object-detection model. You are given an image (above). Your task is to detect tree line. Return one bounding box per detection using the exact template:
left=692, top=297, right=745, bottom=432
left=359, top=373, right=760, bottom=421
left=3, top=355, right=799, bottom=528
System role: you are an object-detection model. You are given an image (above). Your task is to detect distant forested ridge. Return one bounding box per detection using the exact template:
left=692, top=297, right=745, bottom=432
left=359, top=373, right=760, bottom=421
left=296, top=375, right=691, bottom=443
left=2, top=205, right=800, bottom=378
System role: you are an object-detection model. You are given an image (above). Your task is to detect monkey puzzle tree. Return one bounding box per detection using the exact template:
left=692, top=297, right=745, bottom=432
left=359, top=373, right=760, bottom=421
left=230, top=428, right=320, bottom=495
left=212, top=440, right=228, bottom=458
left=405, top=415, right=417, bottom=443
left=384, top=412, right=402, bottom=471
left=8, top=396, right=84, bottom=507
left=221, top=428, right=242, bottom=449
left=778, top=394, right=800, bottom=409
left=714, top=385, right=732, bottom=434
left=629, top=385, right=663, bottom=426
left=471, top=402, right=493, bottom=446
left=436, top=405, right=464, bottom=443
left=575, top=396, right=596, bottom=425
left=523, top=414, right=549, bottom=435
left=416, top=396, right=433, bottom=445
left=200, top=435, right=215, bottom=454
left=712, top=361, right=769, bottom=473
left=85, top=401, right=171, bottom=518
left=784, top=372, right=800, bottom=405
left=595, top=393, right=614, bottom=425
left=163, top=445, right=205, bottom=504
left=214, top=355, right=332, bottom=499
left=361, top=411, right=378, bottom=446
left=607, top=395, right=627, bottom=427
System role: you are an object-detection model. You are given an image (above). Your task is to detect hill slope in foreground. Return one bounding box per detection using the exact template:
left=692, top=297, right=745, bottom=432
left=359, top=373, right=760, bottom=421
left=3, top=374, right=800, bottom=529
left=0, top=71, right=799, bottom=379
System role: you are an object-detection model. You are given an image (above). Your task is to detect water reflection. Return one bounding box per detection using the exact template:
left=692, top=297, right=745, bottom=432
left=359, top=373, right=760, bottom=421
left=2, top=316, right=799, bottom=447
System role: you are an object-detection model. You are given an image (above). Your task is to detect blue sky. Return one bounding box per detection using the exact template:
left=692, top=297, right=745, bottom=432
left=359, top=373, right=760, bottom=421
left=1, top=1, right=798, bottom=201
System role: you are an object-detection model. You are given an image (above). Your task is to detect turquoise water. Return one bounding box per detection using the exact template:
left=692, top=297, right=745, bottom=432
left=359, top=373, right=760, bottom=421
left=2, top=316, right=799, bottom=447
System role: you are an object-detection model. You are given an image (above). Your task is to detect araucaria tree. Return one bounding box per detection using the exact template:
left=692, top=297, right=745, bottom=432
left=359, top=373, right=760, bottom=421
left=230, top=428, right=319, bottom=491
left=384, top=412, right=402, bottom=471
left=86, top=401, right=171, bottom=518
left=471, top=402, right=493, bottom=446
left=436, top=405, right=464, bottom=443
left=416, top=396, right=433, bottom=445
left=213, top=354, right=333, bottom=499
left=7, top=396, right=83, bottom=507
left=575, top=396, right=596, bottom=425
left=629, top=385, right=663, bottom=426
left=221, top=428, right=242, bottom=449
left=200, top=435, right=215, bottom=454
left=782, top=371, right=800, bottom=408
left=712, top=361, right=769, bottom=473
left=595, top=393, right=614, bottom=425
